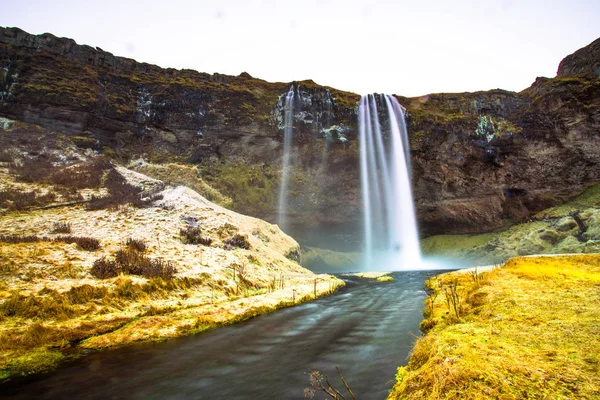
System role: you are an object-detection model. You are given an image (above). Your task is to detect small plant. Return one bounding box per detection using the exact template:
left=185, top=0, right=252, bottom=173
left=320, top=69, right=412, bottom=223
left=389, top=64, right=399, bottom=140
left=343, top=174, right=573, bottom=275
left=47, top=157, right=112, bottom=189
left=51, top=222, right=72, bottom=234
left=424, top=277, right=439, bottom=318
left=0, top=189, right=56, bottom=210
left=90, top=257, right=119, bottom=279
left=86, top=168, right=163, bottom=210
left=443, top=279, right=463, bottom=319
left=304, top=367, right=357, bottom=400
left=142, top=258, right=177, bottom=279
left=469, top=267, right=486, bottom=288
left=285, top=248, right=301, bottom=263
left=91, top=247, right=177, bottom=280
left=224, top=234, right=250, bottom=250
left=0, top=235, right=100, bottom=251
left=126, top=237, right=147, bottom=252
left=0, top=235, right=43, bottom=244
left=180, top=226, right=213, bottom=246
left=55, top=236, right=101, bottom=251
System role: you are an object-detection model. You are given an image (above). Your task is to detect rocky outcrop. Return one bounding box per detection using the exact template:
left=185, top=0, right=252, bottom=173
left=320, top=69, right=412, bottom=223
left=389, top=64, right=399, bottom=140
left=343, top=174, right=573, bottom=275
left=1, top=26, right=599, bottom=244
left=557, top=37, right=600, bottom=78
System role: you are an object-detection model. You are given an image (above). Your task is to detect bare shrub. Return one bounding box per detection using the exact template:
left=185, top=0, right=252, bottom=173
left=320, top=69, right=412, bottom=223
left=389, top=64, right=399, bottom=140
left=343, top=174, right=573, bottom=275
left=180, top=226, right=213, bottom=246
left=54, top=236, right=100, bottom=251
left=0, top=235, right=43, bottom=244
left=305, top=368, right=357, bottom=400
left=10, top=157, right=55, bottom=183
left=469, top=267, right=487, bottom=288
left=90, top=257, right=119, bottom=279
left=91, top=248, right=177, bottom=280
left=224, top=234, right=250, bottom=250
left=51, top=222, right=72, bottom=234
left=0, top=189, right=56, bottom=210
left=86, top=168, right=162, bottom=210
left=0, top=235, right=100, bottom=251
left=48, top=157, right=111, bottom=189
left=443, top=280, right=463, bottom=319
left=126, top=237, right=147, bottom=252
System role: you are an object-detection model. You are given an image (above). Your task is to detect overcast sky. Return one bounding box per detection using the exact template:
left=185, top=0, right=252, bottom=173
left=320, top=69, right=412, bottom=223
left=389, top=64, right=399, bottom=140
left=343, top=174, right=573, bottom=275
left=1, top=0, right=599, bottom=97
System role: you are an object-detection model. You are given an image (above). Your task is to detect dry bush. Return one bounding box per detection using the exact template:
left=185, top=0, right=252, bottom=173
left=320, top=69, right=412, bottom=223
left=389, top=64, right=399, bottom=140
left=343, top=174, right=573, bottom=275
left=91, top=248, right=177, bottom=280
left=10, top=157, right=55, bottom=183
left=0, top=188, right=56, bottom=210
left=442, top=280, right=463, bottom=319
left=53, top=186, right=84, bottom=202
left=86, top=168, right=163, bottom=210
left=305, top=368, right=357, bottom=400
left=47, top=157, right=111, bottom=189
left=224, top=234, right=251, bottom=250
left=125, top=237, right=147, bottom=252
left=90, top=257, right=118, bottom=279
left=0, top=235, right=100, bottom=251
left=180, top=226, right=213, bottom=246
left=0, top=234, right=44, bottom=244
left=51, top=222, right=72, bottom=234
left=10, top=155, right=111, bottom=190
left=54, top=236, right=100, bottom=251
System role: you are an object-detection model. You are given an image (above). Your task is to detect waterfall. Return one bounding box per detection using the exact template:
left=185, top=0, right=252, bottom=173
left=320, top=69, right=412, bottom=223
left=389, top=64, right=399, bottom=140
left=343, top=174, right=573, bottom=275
left=359, top=94, right=421, bottom=270
left=277, top=87, right=295, bottom=229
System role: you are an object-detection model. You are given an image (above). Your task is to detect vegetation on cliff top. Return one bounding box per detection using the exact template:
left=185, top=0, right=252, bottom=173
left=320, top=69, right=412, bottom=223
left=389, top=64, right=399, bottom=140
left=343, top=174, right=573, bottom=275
left=2, top=36, right=360, bottom=128
left=390, top=254, right=600, bottom=399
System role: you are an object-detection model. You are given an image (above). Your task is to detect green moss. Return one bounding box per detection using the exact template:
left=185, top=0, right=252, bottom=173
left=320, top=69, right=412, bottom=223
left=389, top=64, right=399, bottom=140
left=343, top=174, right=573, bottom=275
left=71, top=136, right=97, bottom=148
left=421, top=233, right=496, bottom=257
left=198, top=161, right=278, bottom=215
left=101, top=146, right=119, bottom=160
left=2, top=347, right=65, bottom=379
left=536, top=182, right=600, bottom=218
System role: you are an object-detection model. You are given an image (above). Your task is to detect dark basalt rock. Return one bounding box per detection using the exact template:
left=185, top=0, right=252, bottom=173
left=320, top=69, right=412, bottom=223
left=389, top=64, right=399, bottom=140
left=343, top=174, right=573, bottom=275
left=1, top=26, right=599, bottom=242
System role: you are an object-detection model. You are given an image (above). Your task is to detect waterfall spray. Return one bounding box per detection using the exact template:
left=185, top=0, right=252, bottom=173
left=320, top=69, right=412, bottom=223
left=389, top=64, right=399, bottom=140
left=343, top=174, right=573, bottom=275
left=359, top=94, right=421, bottom=270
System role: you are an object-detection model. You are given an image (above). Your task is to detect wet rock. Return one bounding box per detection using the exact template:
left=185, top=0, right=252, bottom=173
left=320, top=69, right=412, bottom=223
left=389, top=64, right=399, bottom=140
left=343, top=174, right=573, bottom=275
left=555, top=236, right=582, bottom=253
left=538, top=229, right=565, bottom=245
left=556, top=217, right=578, bottom=232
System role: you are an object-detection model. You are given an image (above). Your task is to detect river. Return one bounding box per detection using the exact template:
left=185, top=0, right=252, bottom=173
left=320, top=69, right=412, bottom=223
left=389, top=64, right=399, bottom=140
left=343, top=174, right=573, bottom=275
left=1, top=271, right=439, bottom=399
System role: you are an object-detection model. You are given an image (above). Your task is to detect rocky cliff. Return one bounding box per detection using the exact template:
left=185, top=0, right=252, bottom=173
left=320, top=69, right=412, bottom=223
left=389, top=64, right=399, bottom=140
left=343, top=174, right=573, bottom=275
left=1, top=27, right=599, bottom=245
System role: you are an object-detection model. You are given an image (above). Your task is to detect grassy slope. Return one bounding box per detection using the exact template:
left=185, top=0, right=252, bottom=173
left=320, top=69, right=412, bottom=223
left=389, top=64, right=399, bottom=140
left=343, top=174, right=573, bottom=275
left=389, top=254, right=600, bottom=399
left=0, top=165, right=344, bottom=381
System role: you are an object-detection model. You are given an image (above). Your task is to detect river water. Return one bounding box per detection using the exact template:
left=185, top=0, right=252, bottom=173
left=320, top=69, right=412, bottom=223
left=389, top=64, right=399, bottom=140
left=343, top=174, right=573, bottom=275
left=1, top=271, right=439, bottom=399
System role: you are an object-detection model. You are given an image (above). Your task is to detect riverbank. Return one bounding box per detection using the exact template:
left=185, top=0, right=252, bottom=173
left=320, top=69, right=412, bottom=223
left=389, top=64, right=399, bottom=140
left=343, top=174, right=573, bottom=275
left=0, top=162, right=344, bottom=381
left=389, top=254, right=600, bottom=399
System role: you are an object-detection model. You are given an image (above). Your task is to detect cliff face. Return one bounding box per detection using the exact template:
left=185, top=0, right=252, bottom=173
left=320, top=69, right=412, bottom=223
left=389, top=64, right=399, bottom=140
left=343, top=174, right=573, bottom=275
left=1, top=26, right=599, bottom=243
left=557, top=37, right=600, bottom=78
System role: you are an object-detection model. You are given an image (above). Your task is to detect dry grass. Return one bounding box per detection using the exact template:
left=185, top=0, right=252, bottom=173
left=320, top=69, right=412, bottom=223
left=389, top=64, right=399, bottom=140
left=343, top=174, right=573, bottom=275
left=0, top=165, right=345, bottom=381
left=389, top=254, right=600, bottom=400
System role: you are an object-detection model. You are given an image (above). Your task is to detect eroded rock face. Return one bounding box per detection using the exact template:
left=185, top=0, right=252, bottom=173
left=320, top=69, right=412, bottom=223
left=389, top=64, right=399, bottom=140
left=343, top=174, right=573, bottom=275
left=1, top=26, right=599, bottom=241
left=557, top=37, right=600, bottom=78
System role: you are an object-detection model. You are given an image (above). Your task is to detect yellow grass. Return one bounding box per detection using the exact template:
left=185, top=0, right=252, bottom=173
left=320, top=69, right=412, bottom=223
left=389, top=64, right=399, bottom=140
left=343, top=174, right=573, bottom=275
left=389, top=254, right=600, bottom=400
left=0, top=167, right=344, bottom=380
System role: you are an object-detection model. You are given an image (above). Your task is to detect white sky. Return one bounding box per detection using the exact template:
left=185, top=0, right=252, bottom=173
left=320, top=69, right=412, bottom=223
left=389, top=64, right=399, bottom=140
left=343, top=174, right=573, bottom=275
left=1, top=0, right=599, bottom=97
